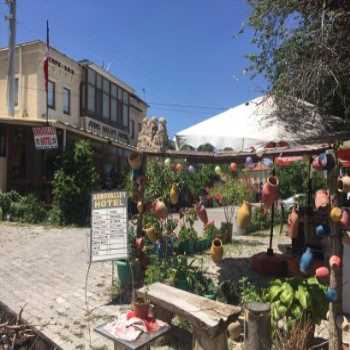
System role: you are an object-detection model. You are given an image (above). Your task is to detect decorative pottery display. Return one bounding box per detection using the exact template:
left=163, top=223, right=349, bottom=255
left=153, top=199, right=168, bottom=220
left=237, top=201, right=251, bottom=228
left=329, top=255, right=342, bottom=268
left=175, top=163, right=183, bottom=173
left=325, top=288, right=337, bottom=302
left=315, top=266, right=330, bottom=279
left=128, top=151, right=142, bottom=170
left=330, top=207, right=342, bottom=223
left=275, top=156, right=303, bottom=167
left=164, top=158, right=171, bottom=167
left=196, top=202, right=209, bottom=225
left=287, top=207, right=299, bottom=239
left=215, top=166, right=222, bottom=175
left=210, top=238, right=224, bottom=263
left=261, top=176, right=279, bottom=208
left=170, top=184, right=179, bottom=205
left=299, top=247, right=314, bottom=274
left=315, top=224, right=330, bottom=237
left=188, top=165, right=195, bottom=173
left=312, top=156, right=324, bottom=171
left=337, top=176, right=350, bottom=193
left=340, top=208, right=350, bottom=228
left=314, top=189, right=330, bottom=209
left=230, top=162, right=237, bottom=173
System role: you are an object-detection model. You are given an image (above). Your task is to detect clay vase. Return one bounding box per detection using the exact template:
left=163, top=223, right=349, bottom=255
left=210, top=238, right=224, bottom=264
left=338, top=176, right=350, bottom=193
left=237, top=201, right=251, bottom=228
left=340, top=209, right=350, bottom=228
left=314, top=189, right=330, bottom=210
left=287, top=207, right=299, bottom=239
left=230, top=162, right=237, bottom=173
left=133, top=298, right=150, bottom=319
left=315, top=266, right=330, bottom=279
left=175, top=163, right=183, bottom=173
left=128, top=151, right=142, bottom=170
left=315, top=224, right=330, bottom=237
left=330, top=207, right=342, bottom=223
left=144, top=225, right=158, bottom=242
left=261, top=176, right=279, bottom=208
left=299, top=247, right=314, bottom=274
left=170, top=184, right=179, bottom=205
left=153, top=199, right=168, bottom=220
left=329, top=255, right=342, bottom=268
left=196, top=202, right=209, bottom=225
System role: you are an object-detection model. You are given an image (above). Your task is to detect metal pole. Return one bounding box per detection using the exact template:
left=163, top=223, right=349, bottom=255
left=6, top=0, right=16, bottom=117
left=46, top=20, right=49, bottom=126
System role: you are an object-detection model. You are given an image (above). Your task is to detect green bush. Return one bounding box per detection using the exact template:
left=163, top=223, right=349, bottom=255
left=52, top=140, right=99, bottom=225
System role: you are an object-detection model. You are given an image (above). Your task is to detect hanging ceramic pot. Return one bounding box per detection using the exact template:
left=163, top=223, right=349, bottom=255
left=329, top=255, right=342, bottom=268
left=188, top=165, right=195, bottom=173
left=215, top=166, right=222, bottom=175
left=325, top=288, right=337, bottom=302
left=230, top=162, right=237, bottom=173
left=170, top=184, right=179, bottom=205
left=315, top=266, right=329, bottom=279
left=314, top=189, right=330, bottom=210
left=237, top=201, right=251, bottom=228
left=287, top=207, right=299, bottom=239
left=153, top=199, right=168, bottom=220
left=210, top=238, right=224, bottom=264
left=134, top=237, right=144, bottom=251
left=340, top=209, right=350, bottom=228
left=337, top=176, right=350, bottom=193
left=164, top=158, right=171, bottom=167
left=261, top=157, right=273, bottom=168
left=336, top=148, right=350, bottom=161
left=299, top=247, right=314, bottom=274
left=261, top=176, right=279, bottom=208
left=128, top=151, right=142, bottom=170
left=144, top=225, right=158, bottom=242
left=315, top=224, right=330, bottom=237
left=312, top=156, right=324, bottom=171
left=175, top=163, right=183, bottom=173
left=137, top=201, right=144, bottom=214
left=196, top=202, right=208, bottom=225
left=245, top=156, right=254, bottom=169
left=330, top=207, right=342, bottom=223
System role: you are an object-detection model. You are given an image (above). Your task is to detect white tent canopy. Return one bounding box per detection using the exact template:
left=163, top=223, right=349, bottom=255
left=175, top=96, right=342, bottom=151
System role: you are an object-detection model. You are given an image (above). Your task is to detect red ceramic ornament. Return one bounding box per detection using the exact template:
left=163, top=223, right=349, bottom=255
left=230, top=162, right=238, bottom=173
left=329, top=255, right=342, bottom=268
left=315, top=266, right=330, bottom=279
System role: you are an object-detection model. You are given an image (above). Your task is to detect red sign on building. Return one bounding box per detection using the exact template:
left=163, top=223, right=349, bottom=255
left=32, top=127, right=58, bottom=150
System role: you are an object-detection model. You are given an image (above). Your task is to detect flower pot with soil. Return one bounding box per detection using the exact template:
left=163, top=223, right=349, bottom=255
left=133, top=297, right=150, bottom=320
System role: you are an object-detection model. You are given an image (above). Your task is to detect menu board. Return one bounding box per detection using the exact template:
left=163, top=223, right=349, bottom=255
left=90, top=191, right=128, bottom=262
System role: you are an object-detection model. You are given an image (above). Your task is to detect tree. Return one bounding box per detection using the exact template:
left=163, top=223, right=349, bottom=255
left=247, top=0, right=350, bottom=134
left=51, top=140, right=99, bottom=225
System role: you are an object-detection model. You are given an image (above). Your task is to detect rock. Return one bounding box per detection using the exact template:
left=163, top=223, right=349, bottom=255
left=227, top=321, right=241, bottom=340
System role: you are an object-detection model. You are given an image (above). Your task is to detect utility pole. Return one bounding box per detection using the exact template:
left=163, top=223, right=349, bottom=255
left=6, top=0, right=16, bottom=117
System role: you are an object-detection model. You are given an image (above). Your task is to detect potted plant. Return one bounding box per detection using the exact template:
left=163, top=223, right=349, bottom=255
left=133, top=287, right=150, bottom=319
left=221, top=204, right=234, bottom=244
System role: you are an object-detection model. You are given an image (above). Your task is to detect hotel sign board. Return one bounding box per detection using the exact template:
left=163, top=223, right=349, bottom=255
left=81, top=117, right=118, bottom=140
left=90, top=191, right=128, bottom=263
left=32, top=127, right=58, bottom=150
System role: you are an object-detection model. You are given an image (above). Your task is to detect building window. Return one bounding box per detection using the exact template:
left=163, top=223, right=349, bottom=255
left=87, top=85, right=95, bottom=113
left=48, top=80, right=55, bottom=109
left=131, top=120, right=135, bottom=139
left=14, top=78, right=19, bottom=106
left=63, top=88, right=71, bottom=115
left=102, top=78, right=110, bottom=120
left=111, top=84, right=117, bottom=122
left=122, top=91, right=129, bottom=128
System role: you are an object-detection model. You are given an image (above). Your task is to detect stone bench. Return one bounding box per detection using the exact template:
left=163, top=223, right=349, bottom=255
left=137, top=282, right=241, bottom=350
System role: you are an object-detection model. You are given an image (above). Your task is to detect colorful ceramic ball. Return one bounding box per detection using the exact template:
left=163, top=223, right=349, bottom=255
left=319, top=153, right=327, bottom=167
left=315, top=266, right=329, bottom=279
left=315, top=224, right=330, bottom=237
left=164, top=158, right=171, bottom=167
left=329, top=255, right=342, bottom=268
left=262, top=157, right=273, bottom=168
left=230, top=162, right=237, bottom=173
left=325, top=288, right=337, bottom=302
left=188, top=165, right=195, bottom=173
left=175, top=163, right=183, bottom=173
left=215, top=166, right=222, bottom=175
left=245, top=156, right=254, bottom=168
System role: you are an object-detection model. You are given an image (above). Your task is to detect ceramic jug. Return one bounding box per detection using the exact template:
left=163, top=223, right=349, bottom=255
left=237, top=201, right=251, bottom=228
left=261, top=176, right=279, bottom=208
left=170, top=184, right=179, bottom=205
left=338, top=176, right=350, bottom=193
left=287, top=207, right=299, bottom=239
left=314, top=189, right=330, bottom=209
left=330, top=207, right=342, bottom=223
left=340, top=209, right=350, bottom=228
left=210, top=238, right=224, bottom=264
left=299, top=247, right=314, bottom=274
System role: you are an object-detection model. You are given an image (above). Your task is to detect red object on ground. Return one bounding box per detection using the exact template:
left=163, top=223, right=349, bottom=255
left=126, top=311, right=160, bottom=333
left=251, top=252, right=288, bottom=277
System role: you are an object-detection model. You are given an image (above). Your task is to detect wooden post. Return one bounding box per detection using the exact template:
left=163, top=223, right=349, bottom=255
left=244, top=302, right=271, bottom=350
left=192, top=327, right=228, bottom=350
left=327, top=160, right=343, bottom=350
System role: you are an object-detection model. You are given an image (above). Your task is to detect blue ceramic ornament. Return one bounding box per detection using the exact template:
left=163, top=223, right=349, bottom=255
left=319, top=153, right=327, bottom=168
left=325, top=288, right=337, bottom=302
left=299, top=247, right=314, bottom=274
left=188, top=165, right=195, bottom=173
left=315, top=224, right=330, bottom=237
left=245, top=156, right=254, bottom=169
left=131, top=168, right=142, bottom=180
left=262, top=157, right=273, bottom=168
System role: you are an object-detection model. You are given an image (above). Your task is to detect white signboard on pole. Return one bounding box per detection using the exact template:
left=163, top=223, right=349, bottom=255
left=90, top=191, right=128, bottom=262
left=32, top=127, right=58, bottom=150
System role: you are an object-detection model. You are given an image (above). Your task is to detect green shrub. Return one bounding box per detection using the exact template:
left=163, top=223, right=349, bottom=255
left=52, top=140, right=99, bottom=226
left=0, top=190, right=22, bottom=217
left=10, top=194, right=47, bottom=224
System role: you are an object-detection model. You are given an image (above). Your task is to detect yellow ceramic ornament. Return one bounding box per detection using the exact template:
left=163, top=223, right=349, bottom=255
left=237, top=201, right=251, bottom=228
left=210, top=238, right=224, bottom=263
left=170, top=184, right=179, bottom=205
left=330, top=207, right=342, bottom=223
left=144, top=225, right=158, bottom=242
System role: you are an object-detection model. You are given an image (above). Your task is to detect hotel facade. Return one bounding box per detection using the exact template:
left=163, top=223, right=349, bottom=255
left=0, top=41, right=148, bottom=196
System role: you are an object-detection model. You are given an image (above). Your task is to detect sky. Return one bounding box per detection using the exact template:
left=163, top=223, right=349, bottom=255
left=0, top=0, right=266, bottom=137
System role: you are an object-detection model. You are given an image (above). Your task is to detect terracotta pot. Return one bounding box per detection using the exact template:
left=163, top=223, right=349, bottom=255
left=287, top=207, right=299, bottom=239
left=175, top=163, right=183, bottom=173
left=230, top=162, right=237, bottom=173
left=134, top=237, right=144, bottom=251
left=312, top=156, right=324, bottom=171
left=341, top=209, right=350, bottom=228
left=170, top=184, right=179, bottom=205
left=153, top=199, right=168, bottom=220
left=338, top=176, right=350, bottom=193
left=237, top=201, right=251, bottom=228
left=314, top=189, right=330, bottom=209
left=128, top=151, right=142, bottom=170
left=261, top=176, right=279, bottom=208
left=196, top=202, right=208, bottom=225
left=144, top=225, right=158, bottom=242
left=210, top=238, right=223, bottom=263
left=336, top=148, right=350, bottom=161
left=133, top=298, right=150, bottom=319
left=329, top=255, right=342, bottom=268
left=330, top=207, right=342, bottom=223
